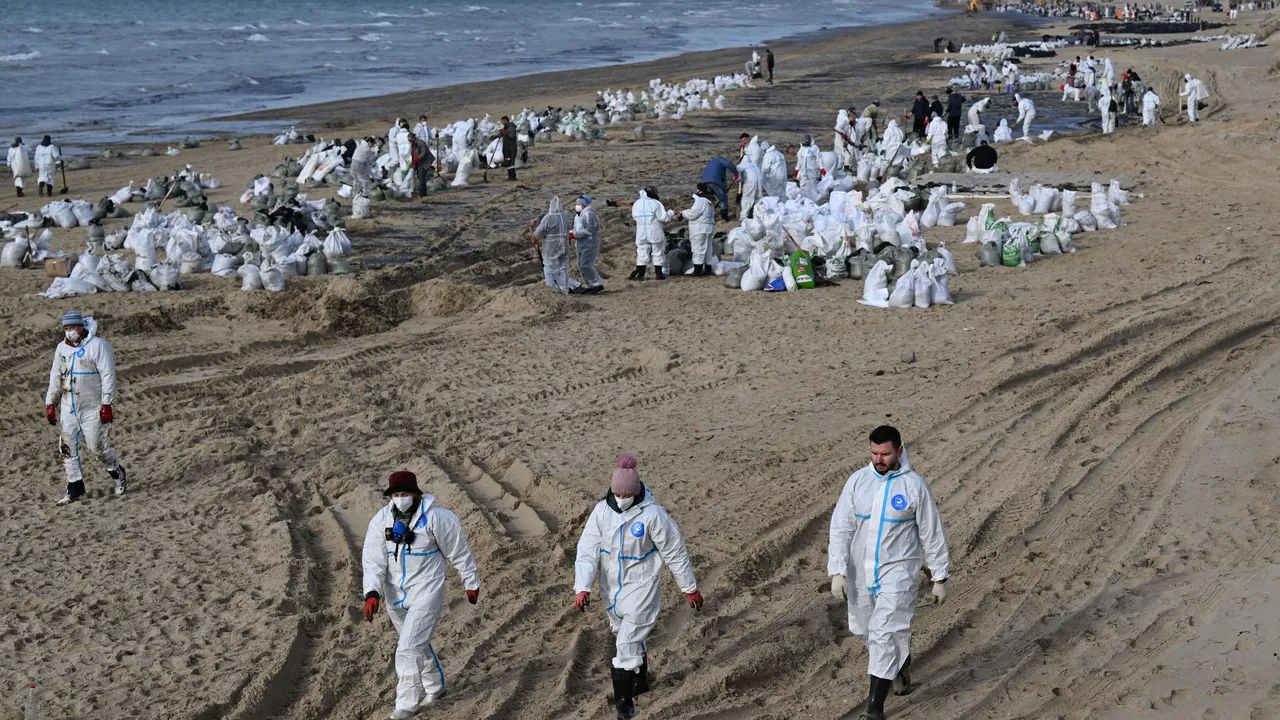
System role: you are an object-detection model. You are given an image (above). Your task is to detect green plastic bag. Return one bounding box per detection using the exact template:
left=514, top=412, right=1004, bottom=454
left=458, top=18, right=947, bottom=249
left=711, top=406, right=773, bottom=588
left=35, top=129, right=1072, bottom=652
left=1001, top=240, right=1023, bottom=267
left=790, top=251, right=815, bottom=289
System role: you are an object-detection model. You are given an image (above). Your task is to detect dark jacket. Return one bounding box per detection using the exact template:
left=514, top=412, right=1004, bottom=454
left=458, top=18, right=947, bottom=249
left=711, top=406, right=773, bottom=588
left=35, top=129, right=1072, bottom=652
left=929, top=100, right=944, bottom=118
left=946, top=93, right=966, bottom=117
left=966, top=144, right=998, bottom=170
left=912, top=97, right=930, bottom=121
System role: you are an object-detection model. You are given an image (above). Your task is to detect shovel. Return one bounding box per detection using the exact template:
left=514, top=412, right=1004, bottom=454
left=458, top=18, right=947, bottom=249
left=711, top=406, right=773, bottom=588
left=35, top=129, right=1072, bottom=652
left=59, top=156, right=69, bottom=195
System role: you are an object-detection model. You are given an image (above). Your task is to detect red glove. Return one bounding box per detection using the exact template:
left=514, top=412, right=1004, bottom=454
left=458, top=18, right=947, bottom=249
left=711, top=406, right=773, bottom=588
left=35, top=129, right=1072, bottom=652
left=363, top=596, right=380, bottom=622
left=99, top=405, right=113, bottom=424
left=686, top=590, right=704, bottom=611
left=466, top=588, right=480, bottom=605
left=575, top=591, right=591, bottom=612
left=568, top=232, right=576, bottom=240
left=45, top=405, right=56, bottom=426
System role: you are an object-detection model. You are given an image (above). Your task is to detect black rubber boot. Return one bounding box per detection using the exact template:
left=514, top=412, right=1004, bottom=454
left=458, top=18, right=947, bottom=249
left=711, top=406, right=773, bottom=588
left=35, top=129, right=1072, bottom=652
left=634, top=658, right=650, bottom=696
left=16, top=187, right=23, bottom=197
left=859, top=675, right=892, bottom=720
left=893, top=656, right=914, bottom=696
left=611, top=667, right=636, bottom=720
left=628, top=265, right=646, bottom=281
left=507, top=168, right=517, bottom=181
left=654, top=266, right=666, bottom=280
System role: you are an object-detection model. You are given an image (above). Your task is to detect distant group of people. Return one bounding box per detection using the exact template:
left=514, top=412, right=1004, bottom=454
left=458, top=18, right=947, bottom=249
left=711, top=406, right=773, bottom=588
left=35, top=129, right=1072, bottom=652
left=6, top=135, right=62, bottom=198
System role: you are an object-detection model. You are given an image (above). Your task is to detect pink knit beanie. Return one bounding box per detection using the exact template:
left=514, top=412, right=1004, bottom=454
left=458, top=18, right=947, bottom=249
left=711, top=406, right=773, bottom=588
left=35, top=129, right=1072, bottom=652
left=610, top=453, right=642, bottom=496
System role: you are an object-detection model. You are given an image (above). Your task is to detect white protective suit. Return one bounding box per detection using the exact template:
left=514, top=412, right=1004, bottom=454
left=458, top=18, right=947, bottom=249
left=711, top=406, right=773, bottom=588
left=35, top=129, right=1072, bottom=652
left=631, top=191, right=674, bottom=269
left=1141, top=89, right=1161, bottom=126
left=362, top=495, right=480, bottom=714
left=879, top=120, right=904, bottom=166
left=1100, top=91, right=1116, bottom=134
left=761, top=144, right=788, bottom=198
left=1180, top=74, right=1208, bottom=122
left=743, top=135, right=763, bottom=168
left=44, top=317, right=122, bottom=485
left=573, top=203, right=603, bottom=288
left=34, top=142, right=60, bottom=186
left=925, top=116, right=948, bottom=167
left=795, top=142, right=822, bottom=201
left=736, top=157, right=763, bottom=219
left=533, top=196, right=572, bottom=291
left=1014, top=94, right=1036, bottom=138
left=992, top=119, right=1013, bottom=143
left=7, top=142, right=31, bottom=190
left=834, top=109, right=854, bottom=169
left=350, top=140, right=375, bottom=185
left=387, top=120, right=404, bottom=167
left=413, top=121, right=432, bottom=145
left=827, top=450, right=950, bottom=680
left=966, top=97, right=990, bottom=135
left=574, top=488, right=698, bottom=670
left=680, top=194, right=716, bottom=265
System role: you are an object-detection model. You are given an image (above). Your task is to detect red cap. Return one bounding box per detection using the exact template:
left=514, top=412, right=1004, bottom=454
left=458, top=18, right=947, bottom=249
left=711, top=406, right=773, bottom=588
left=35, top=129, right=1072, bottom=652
left=383, top=470, right=422, bottom=496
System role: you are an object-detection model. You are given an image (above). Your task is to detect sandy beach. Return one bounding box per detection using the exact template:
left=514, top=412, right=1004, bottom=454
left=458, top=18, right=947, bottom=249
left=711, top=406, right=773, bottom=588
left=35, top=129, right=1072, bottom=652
left=3, top=5, right=1280, bottom=720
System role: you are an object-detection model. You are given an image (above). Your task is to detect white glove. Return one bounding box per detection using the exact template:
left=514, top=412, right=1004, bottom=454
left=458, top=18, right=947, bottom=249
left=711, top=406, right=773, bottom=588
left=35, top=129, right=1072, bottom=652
left=931, top=581, right=947, bottom=605
left=830, top=574, right=847, bottom=601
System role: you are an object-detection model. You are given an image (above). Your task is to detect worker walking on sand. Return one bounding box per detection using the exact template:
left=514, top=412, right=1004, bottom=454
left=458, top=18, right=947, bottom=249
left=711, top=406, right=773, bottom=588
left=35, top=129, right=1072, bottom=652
left=574, top=454, right=703, bottom=720
left=33, top=135, right=60, bottom=197
left=44, top=311, right=128, bottom=505
left=828, top=425, right=950, bottom=720
left=1141, top=87, right=1161, bottom=126
left=532, top=196, right=572, bottom=293
left=7, top=137, right=32, bottom=197
left=1180, top=73, right=1209, bottom=123
left=362, top=470, right=481, bottom=720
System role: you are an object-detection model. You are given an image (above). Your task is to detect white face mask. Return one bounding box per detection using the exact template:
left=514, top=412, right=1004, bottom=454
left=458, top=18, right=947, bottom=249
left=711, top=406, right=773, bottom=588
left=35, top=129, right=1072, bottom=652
left=615, top=495, right=634, bottom=511
left=65, top=330, right=81, bottom=344
left=392, top=496, right=415, bottom=512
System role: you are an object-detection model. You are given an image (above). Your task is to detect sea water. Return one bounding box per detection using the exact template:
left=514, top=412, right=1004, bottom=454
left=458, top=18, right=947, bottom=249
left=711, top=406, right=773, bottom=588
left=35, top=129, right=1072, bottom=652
left=0, top=0, right=945, bottom=149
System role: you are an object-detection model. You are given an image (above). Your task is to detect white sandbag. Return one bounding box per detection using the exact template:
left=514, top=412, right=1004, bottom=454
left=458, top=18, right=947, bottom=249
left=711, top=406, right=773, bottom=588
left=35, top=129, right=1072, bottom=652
left=912, top=263, right=932, bottom=308
left=937, top=201, right=965, bottom=226
left=211, top=253, right=241, bottom=277
left=52, top=202, right=79, bottom=228
left=1074, top=210, right=1098, bottom=232
left=920, top=187, right=945, bottom=228
left=31, top=229, right=56, bottom=261
left=1060, top=189, right=1078, bottom=217
left=352, top=194, right=371, bottom=219
left=1090, top=184, right=1118, bottom=229
left=1015, top=192, right=1036, bottom=216
left=964, top=216, right=981, bottom=244
left=238, top=264, right=263, bottom=291
left=42, top=277, right=100, bottom=299
left=1031, top=186, right=1057, bottom=214
left=896, top=212, right=924, bottom=252
left=323, top=228, right=352, bottom=258
left=297, top=151, right=321, bottom=184
left=179, top=252, right=206, bottom=274
left=1, top=239, right=27, bottom=267
left=260, top=265, right=285, bottom=292
left=1108, top=179, right=1129, bottom=205
left=451, top=150, right=475, bottom=187
left=71, top=200, right=96, bottom=226
left=931, top=259, right=954, bottom=305
left=858, top=260, right=890, bottom=307
left=740, top=243, right=770, bottom=291
left=887, top=269, right=916, bottom=308
left=937, top=242, right=958, bottom=274
left=151, top=262, right=181, bottom=290
left=782, top=264, right=797, bottom=291
left=110, top=183, right=134, bottom=205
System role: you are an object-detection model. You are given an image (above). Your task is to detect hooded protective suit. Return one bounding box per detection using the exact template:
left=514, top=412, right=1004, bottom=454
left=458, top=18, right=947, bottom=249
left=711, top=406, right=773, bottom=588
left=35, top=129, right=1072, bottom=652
left=1180, top=74, right=1208, bottom=122
left=879, top=120, right=905, bottom=166
left=795, top=141, right=822, bottom=201
left=743, top=135, right=763, bottom=168
left=925, top=116, right=948, bottom=166
left=34, top=139, right=60, bottom=186
left=44, top=317, right=123, bottom=488
left=1100, top=90, right=1116, bottom=134
left=736, top=157, right=763, bottom=219
left=363, top=495, right=480, bottom=715
left=966, top=97, right=990, bottom=134
left=572, top=199, right=603, bottom=289
left=1141, top=89, right=1161, bottom=126
left=1015, top=94, right=1036, bottom=138
left=761, top=144, right=788, bottom=198
left=7, top=141, right=31, bottom=189
left=575, top=487, right=698, bottom=670
left=680, top=193, right=716, bottom=265
left=834, top=109, right=854, bottom=168
left=533, top=196, right=572, bottom=291
left=992, top=119, right=1013, bottom=143
left=350, top=139, right=375, bottom=184
left=827, top=450, right=949, bottom=680
left=631, top=190, right=674, bottom=268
